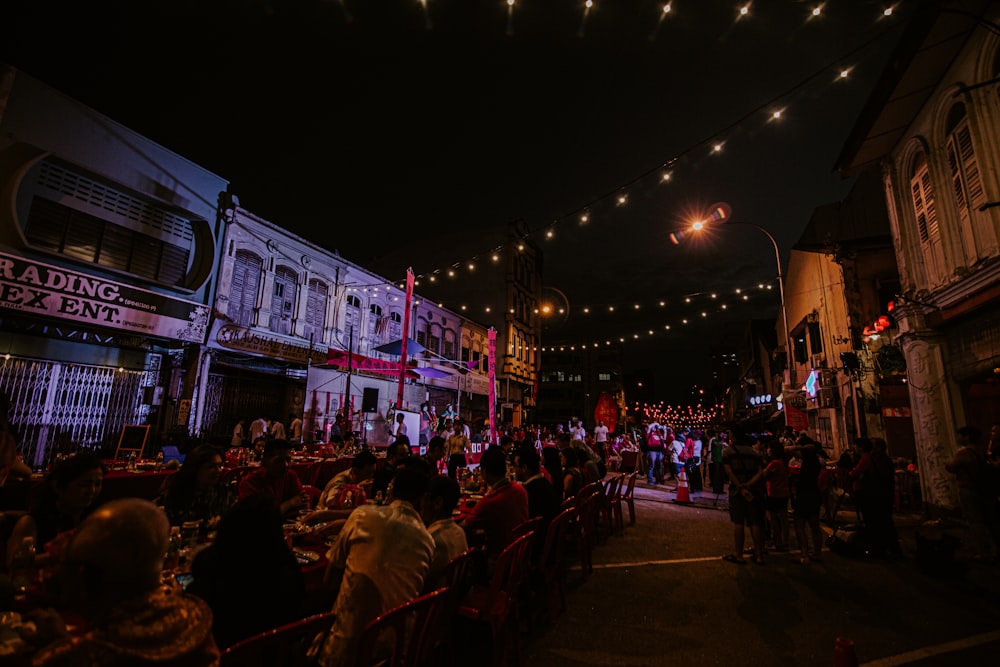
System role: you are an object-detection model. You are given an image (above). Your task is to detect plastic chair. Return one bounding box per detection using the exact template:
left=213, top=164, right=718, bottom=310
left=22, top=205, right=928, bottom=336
left=219, top=611, right=336, bottom=667
left=458, top=531, right=534, bottom=667
left=534, top=506, right=576, bottom=625
left=356, top=587, right=452, bottom=667
left=422, top=549, right=478, bottom=666
left=606, top=473, right=626, bottom=535
left=620, top=470, right=639, bottom=526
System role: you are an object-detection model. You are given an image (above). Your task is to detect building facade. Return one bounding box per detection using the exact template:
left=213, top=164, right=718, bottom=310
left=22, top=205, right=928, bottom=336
left=837, top=1, right=1000, bottom=511
left=0, top=66, right=227, bottom=464
left=212, top=207, right=492, bottom=446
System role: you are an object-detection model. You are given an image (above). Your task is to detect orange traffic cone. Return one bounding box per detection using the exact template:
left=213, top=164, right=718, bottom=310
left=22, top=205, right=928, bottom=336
left=833, top=637, right=858, bottom=667
left=673, top=464, right=693, bottom=505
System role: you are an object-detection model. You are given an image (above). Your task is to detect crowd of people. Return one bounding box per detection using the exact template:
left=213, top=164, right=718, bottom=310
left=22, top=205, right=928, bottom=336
left=3, top=397, right=1000, bottom=665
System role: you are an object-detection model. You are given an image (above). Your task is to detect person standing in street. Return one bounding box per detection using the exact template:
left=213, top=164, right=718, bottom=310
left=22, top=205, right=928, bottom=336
left=721, top=429, right=766, bottom=565
left=945, top=426, right=999, bottom=562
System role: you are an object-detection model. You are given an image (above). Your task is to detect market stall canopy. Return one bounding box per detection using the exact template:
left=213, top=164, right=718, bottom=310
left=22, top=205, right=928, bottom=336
left=373, top=338, right=426, bottom=356
left=410, top=366, right=452, bottom=379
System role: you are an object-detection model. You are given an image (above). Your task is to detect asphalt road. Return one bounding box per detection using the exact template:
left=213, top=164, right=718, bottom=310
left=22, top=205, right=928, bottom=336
left=519, top=482, right=1000, bottom=667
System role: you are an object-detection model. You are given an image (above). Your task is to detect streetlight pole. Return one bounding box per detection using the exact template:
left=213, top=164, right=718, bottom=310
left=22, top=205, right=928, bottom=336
left=691, top=207, right=794, bottom=387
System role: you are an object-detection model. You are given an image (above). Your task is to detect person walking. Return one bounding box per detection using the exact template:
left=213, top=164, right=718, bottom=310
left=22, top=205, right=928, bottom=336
left=645, top=426, right=665, bottom=485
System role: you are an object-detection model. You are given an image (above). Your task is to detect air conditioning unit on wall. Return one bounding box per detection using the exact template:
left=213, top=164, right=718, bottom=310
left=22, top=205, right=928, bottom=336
left=810, top=353, right=826, bottom=369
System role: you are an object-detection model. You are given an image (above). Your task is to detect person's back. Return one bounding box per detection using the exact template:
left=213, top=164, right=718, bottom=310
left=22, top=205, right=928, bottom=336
left=188, top=495, right=305, bottom=649
left=314, top=466, right=434, bottom=667
left=26, top=498, right=219, bottom=667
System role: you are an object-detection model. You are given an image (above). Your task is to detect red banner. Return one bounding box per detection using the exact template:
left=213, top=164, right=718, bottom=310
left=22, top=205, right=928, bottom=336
left=784, top=404, right=809, bottom=432
left=594, top=392, right=618, bottom=433
left=488, top=327, right=497, bottom=446
left=325, top=350, right=417, bottom=378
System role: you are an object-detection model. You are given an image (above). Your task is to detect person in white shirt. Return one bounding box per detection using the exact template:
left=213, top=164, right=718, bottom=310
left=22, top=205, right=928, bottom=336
left=289, top=414, right=303, bottom=443
left=420, top=474, right=468, bottom=589
left=594, top=420, right=609, bottom=444
left=669, top=431, right=686, bottom=481
left=570, top=420, right=586, bottom=442
left=249, top=416, right=267, bottom=442
left=314, top=465, right=434, bottom=667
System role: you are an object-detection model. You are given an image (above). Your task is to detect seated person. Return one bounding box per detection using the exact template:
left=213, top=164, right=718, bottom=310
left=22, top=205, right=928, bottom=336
left=312, top=463, right=434, bottom=667
left=20, top=498, right=219, bottom=666
left=6, top=452, right=103, bottom=570
left=461, top=445, right=528, bottom=558
left=301, top=450, right=379, bottom=528
left=423, top=436, right=447, bottom=474
left=420, top=474, right=468, bottom=589
left=155, top=444, right=232, bottom=528
left=187, top=495, right=306, bottom=649
left=370, top=439, right=411, bottom=498
left=514, top=445, right=559, bottom=523
left=238, top=439, right=307, bottom=517
left=317, top=449, right=378, bottom=510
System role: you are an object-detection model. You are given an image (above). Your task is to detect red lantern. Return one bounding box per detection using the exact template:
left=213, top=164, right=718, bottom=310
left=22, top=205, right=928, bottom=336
left=594, top=392, right=618, bottom=433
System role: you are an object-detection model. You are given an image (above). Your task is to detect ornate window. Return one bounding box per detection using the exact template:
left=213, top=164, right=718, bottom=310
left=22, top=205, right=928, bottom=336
left=269, top=266, right=297, bottom=335
left=909, top=152, right=945, bottom=285
left=228, top=251, right=262, bottom=327
left=344, top=294, right=361, bottom=336
left=304, top=278, right=328, bottom=341
left=945, top=103, right=991, bottom=264
left=369, top=304, right=385, bottom=343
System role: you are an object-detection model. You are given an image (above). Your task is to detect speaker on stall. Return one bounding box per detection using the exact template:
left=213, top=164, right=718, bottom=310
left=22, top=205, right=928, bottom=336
left=361, top=387, right=379, bottom=413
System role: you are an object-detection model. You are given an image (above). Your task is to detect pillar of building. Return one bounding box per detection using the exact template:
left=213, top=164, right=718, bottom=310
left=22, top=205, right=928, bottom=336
left=894, top=302, right=960, bottom=513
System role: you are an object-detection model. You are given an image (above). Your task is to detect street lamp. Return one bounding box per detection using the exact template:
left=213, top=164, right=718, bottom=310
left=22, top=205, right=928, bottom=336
left=690, top=203, right=794, bottom=386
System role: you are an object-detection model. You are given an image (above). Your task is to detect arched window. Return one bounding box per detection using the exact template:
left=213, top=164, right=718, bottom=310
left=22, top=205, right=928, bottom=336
left=344, top=294, right=362, bottom=336
left=304, top=278, right=328, bottom=341
left=909, top=151, right=944, bottom=285
left=269, top=265, right=297, bottom=335
left=443, top=329, right=457, bottom=359
left=389, top=311, right=402, bottom=341
left=228, top=250, right=262, bottom=327
left=369, top=304, right=385, bottom=343
left=945, top=103, right=990, bottom=264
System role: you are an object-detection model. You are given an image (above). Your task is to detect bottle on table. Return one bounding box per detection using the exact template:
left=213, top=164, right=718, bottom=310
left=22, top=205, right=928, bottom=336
left=155, top=450, right=165, bottom=470
left=128, top=452, right=137, bottom=470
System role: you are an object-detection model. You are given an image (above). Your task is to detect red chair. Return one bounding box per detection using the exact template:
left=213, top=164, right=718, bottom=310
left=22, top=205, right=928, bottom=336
left=355, top=587, right=452, bottom=667
left=219, top=611, right=336, bottom=667
left=422, top=549, right=478, bottom=667
left=606, top=473, right=627, bottom=535
left=458, top=531, right=534, bottom=667
left=534, top=506, right=576, bottom=625
left=620, top=470, right=639, bottom=526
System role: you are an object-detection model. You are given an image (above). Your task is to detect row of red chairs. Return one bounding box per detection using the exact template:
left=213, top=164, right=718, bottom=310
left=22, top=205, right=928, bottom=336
left=216, top=471, right=641, bottom=667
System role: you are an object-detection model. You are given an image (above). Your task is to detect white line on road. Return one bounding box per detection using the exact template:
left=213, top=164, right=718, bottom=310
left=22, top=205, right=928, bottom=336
left=860, top=629, right=1000, bottom=666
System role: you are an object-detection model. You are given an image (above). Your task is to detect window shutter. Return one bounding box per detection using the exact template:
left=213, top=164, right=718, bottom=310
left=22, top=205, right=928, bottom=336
left=229, top=251, right=261, bottom=327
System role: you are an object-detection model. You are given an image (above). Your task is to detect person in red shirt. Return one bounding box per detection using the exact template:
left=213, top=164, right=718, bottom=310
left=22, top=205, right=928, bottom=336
left=462, top=445, right=528, bottom=558
left=238, top=439, right=307, bottom=517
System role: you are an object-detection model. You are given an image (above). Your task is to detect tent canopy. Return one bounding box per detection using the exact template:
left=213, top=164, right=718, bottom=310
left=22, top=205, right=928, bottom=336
left=373, top=338, right=426, bottom=356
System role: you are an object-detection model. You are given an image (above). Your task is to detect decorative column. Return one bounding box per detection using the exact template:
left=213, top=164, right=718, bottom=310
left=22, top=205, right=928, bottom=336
left=894, top=302, right=960, bottom=513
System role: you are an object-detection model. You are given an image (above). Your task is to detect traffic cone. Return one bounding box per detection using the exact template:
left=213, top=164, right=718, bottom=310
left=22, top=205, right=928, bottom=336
left=673, top=464, right=693, bottom=505
left=833, top=637, right=858, bottom=667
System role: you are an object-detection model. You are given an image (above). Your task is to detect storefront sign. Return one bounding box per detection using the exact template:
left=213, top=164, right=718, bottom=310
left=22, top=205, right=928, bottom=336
left=0, top=252, right=208, bottom=343
left=210, top=319, right=327, bottom=365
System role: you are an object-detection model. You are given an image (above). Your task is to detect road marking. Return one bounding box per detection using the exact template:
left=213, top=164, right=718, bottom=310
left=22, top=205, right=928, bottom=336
left=576, top=556, right=722, bottom=570
left=860, top=629, right=1000, bottom=666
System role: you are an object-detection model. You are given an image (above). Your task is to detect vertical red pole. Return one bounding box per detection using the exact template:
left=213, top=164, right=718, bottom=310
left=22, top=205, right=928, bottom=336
left=397, top=268, right=414, bottom=409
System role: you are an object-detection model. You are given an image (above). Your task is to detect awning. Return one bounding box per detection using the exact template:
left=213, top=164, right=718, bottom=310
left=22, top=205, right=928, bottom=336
left=410, top=367, right=453, bottom=379
left=373, top=338, right=426, bottom=356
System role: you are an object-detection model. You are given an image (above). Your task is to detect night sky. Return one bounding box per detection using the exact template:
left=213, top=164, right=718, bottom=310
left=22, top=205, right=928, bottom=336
left=3, top=0, right=908, bottom=403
